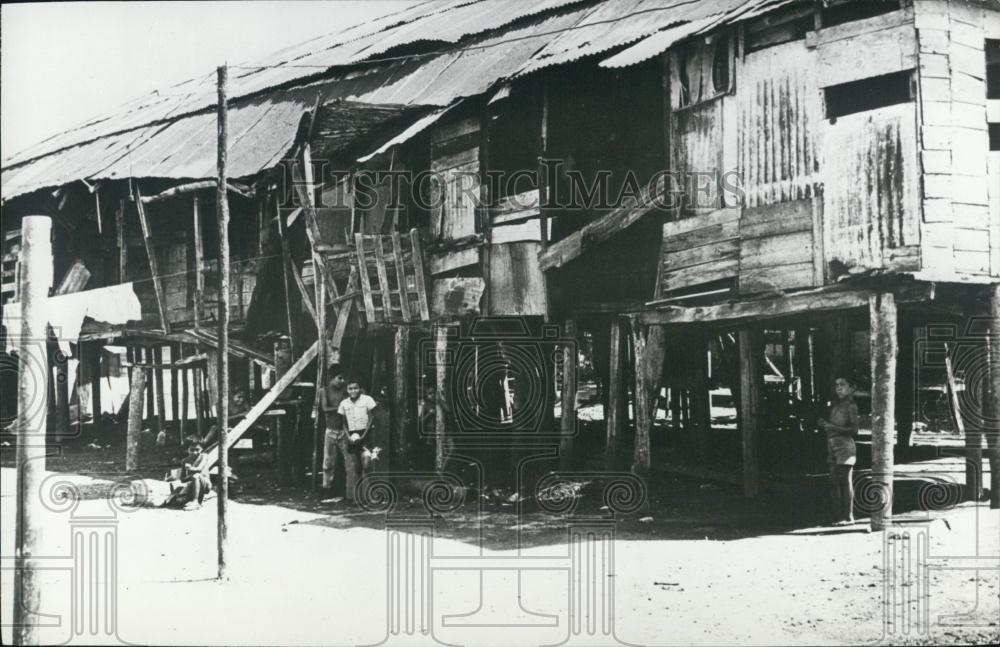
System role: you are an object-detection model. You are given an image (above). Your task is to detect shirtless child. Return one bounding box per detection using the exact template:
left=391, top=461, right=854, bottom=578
left=818, top=376, right=860, bottom=526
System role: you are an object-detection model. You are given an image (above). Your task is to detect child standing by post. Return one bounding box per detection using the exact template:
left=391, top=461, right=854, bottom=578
left=337, top=378, right=378, bottom=501
left=818, top=376, right=860, bottom=525
left=320, top=368, right=348, bottom=503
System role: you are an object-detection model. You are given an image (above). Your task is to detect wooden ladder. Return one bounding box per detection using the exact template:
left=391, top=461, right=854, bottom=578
left=353, top=228, right=430, bottom=325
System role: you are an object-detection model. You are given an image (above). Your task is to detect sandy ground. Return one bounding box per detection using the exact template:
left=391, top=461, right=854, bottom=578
left=1, top=452, right=998, bottom=647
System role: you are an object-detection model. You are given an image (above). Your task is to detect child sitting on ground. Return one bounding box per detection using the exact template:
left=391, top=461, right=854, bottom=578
left=167, top=441, right=212, bottom=511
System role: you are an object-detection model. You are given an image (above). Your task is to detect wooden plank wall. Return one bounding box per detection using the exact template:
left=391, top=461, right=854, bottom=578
left=488, top=189, right=547, bottom=315
left=914, top=0, right=996, bottom=279
left=429, top=118, right=480, bottom=243
left=739, top=198, right=817, bottom=293
left=657, top=207, right=740, bottom=296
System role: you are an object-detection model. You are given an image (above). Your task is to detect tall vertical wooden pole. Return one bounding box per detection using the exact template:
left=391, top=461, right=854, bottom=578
left=170, top=343, right=179, bottom=430
left=560, top=319, right=578, bottom=468
left=179, top=344, right=189, bottom=444
left=53, top=350, right=69, bottom=438
left=91, top=343, right=103, bottom=439
left=435, top=325, right=448, bottom=473
left=987, top=284, right=1000, bottom=509
left=126, top=368, right=146, bottom=472
left=215, top=64, right=230, bottom=579
left=692, top=333, right=713, bottom=463
left=393, top=326, right=411, bottom=469
left=631, top=319, right=652, bottom=477
left=605, top=319, right=624, bottom=470
left=153, top=346, right=165, bottom=434
left=312, top=268, right=326, bottom=492
left=738, top=327, right=762, bottom=498
left=13, top=215, right=52, bottom=646
left=869, top=292, right=897, bottom=531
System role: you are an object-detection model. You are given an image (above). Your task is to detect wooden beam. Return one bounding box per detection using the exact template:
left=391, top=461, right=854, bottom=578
left=988, top=284, right=1000, bottom=509
left=435, top=326, right=447, bottom=473
left=738, top=327, right=762, bottom=497
left=169, top=343, right=179, bottom=432
left=392, top=326, right=412, bottom=468
left=193, top=196, right=205, bottom=327
left=539, top=179, right=662, bottom=271
left=390, top=232, right=411, bottom=322
left=134, top=190, right=171, bottom=333
left=409, top=229, right=431, bottom=320
left=692, top=334, right=713, bottom=463
left=203, top=335, right=319, bottom=467
left=606, top=319, right=624, bottom=470
left=311, top=268, right=327, bottom=492
left=116, top=199, right=126, bottom=283
left=630, top=318, right=665, bottom=477
left=560, top=319, right=578, bottom=468
left=140, top=179, right=253, bottom=204
left=372, top=235, right=394, bottom=318
left=126, top=367, right=146, bottom=472
left=153, top=346, right=166, bottom=434
left=639, top=282, right=936, bottom=325
left=869, top=291, right=897, bottom=531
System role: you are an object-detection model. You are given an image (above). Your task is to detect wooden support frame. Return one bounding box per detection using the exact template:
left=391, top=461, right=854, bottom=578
left=434, top=325, right=448, bottom=473
left=116, top=199, right=126, bottom=283
left=691, top=333, right=713, bottom=463
left=393, top=326, right=412, bottom=468
left=193, top=195, right=205, bottom=327
left=630, top=317, right=665, bottom=477
left=205, top=340, right=318, bottom=466
left=639, top=282, right=936, bottom=326
left=988, top=284, right=1000, bottom=509
left=153, top=346, right=166, bottom=434
left=91, top=342, right=103, bottom=438
left=560, top=319, right=578, bottom=468
left=134, top=189, right=171, bottom=333
left=868, top=291, right=897, bottom=530
left=606, top=319, right=625, bottom=469
left=140, top=179, right=253, bottom=205
left=738, top=327, right=763, bottom=498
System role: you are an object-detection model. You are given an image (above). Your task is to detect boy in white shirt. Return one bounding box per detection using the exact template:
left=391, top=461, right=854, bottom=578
left=337, top=379, right=378, bottom=493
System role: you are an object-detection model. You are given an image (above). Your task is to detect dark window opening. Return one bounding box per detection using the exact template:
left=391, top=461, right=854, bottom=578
left=712, top=34, right=731, bottom=93
left=987, top=40, right=1000, bottom=100
left=824, top=70, right=914, bottom=119
left=820, top=0, right=900, bottom=29
left=989, top=123, right=1000, bottom=152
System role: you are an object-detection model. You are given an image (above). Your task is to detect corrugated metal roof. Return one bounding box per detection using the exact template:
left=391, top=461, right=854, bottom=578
left=2, top=0, right=588, bottom=169
left=519, top=0, right=754, bottom=75
left=1, top=94, right=413, bottom=198
left=3, top=0, right=782, bottom=201
left=599, top=0, right=793, bottom=68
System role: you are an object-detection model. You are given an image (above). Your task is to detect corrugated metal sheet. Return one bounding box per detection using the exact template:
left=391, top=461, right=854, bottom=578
left=3, top=0, right=780, bottom=201
left=598, top=0, right=790, bottom=68
left=520, top=0, right=753, bottom=75
left=823, top=103, right=919, bottom=270
left=1, top=95, right=413, bottom=198
left=736, top=40, right=823, bottom=208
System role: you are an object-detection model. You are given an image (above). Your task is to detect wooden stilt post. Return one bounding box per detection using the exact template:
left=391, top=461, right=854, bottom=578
left=126, top=367, right=146, bottom=472
left=947, top=338, right=981, bottom=501
left=435, top=325, right=448, bottom=473
left=987, top=284, right=1000, bottom=509
left=180, top=344, right=189, bottom=444
left=13, top=215, right=52, bottom=646
left=895, top=319, right=914, bottom=455
left=312, top=268, right=327, bottom=492
left=275, top=336, right=294, bottom=484
left=143, top=347, right=155, bottom=424
left=738, top=327, right=762, bottom=497
left=793, top=327, right=813, bottom=404
left=170, top=343, right=179, bottom=430
left=153, top=346, right=165, bottom=434
left=194, top=364, right=205, bottom=439
left=215, top=63, right=230, bottom=579
left=869, top=292, right=897, bottom=531
left=605, top=318, right=624, bottom=470
left=54, top=349, right=69, bottom=438
left=560, top=319, right=578, bottom=468
left=392, top=326, right=411, bottom=469
left=91, top=343, right=103, bottom=438
left=276, top=195, right=298, bottom=355
left=692, top=333, right=713, bottom=463
left=630, top=317, right=665, bottom=478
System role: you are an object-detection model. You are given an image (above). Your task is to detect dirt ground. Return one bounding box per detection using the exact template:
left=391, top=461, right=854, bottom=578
left=1, top=432, right=998, bottom=646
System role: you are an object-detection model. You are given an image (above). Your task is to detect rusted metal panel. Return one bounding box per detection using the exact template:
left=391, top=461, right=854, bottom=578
left=737, top=40, right=822, bottom=208
left=823, top=103, right=920, bottom=273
